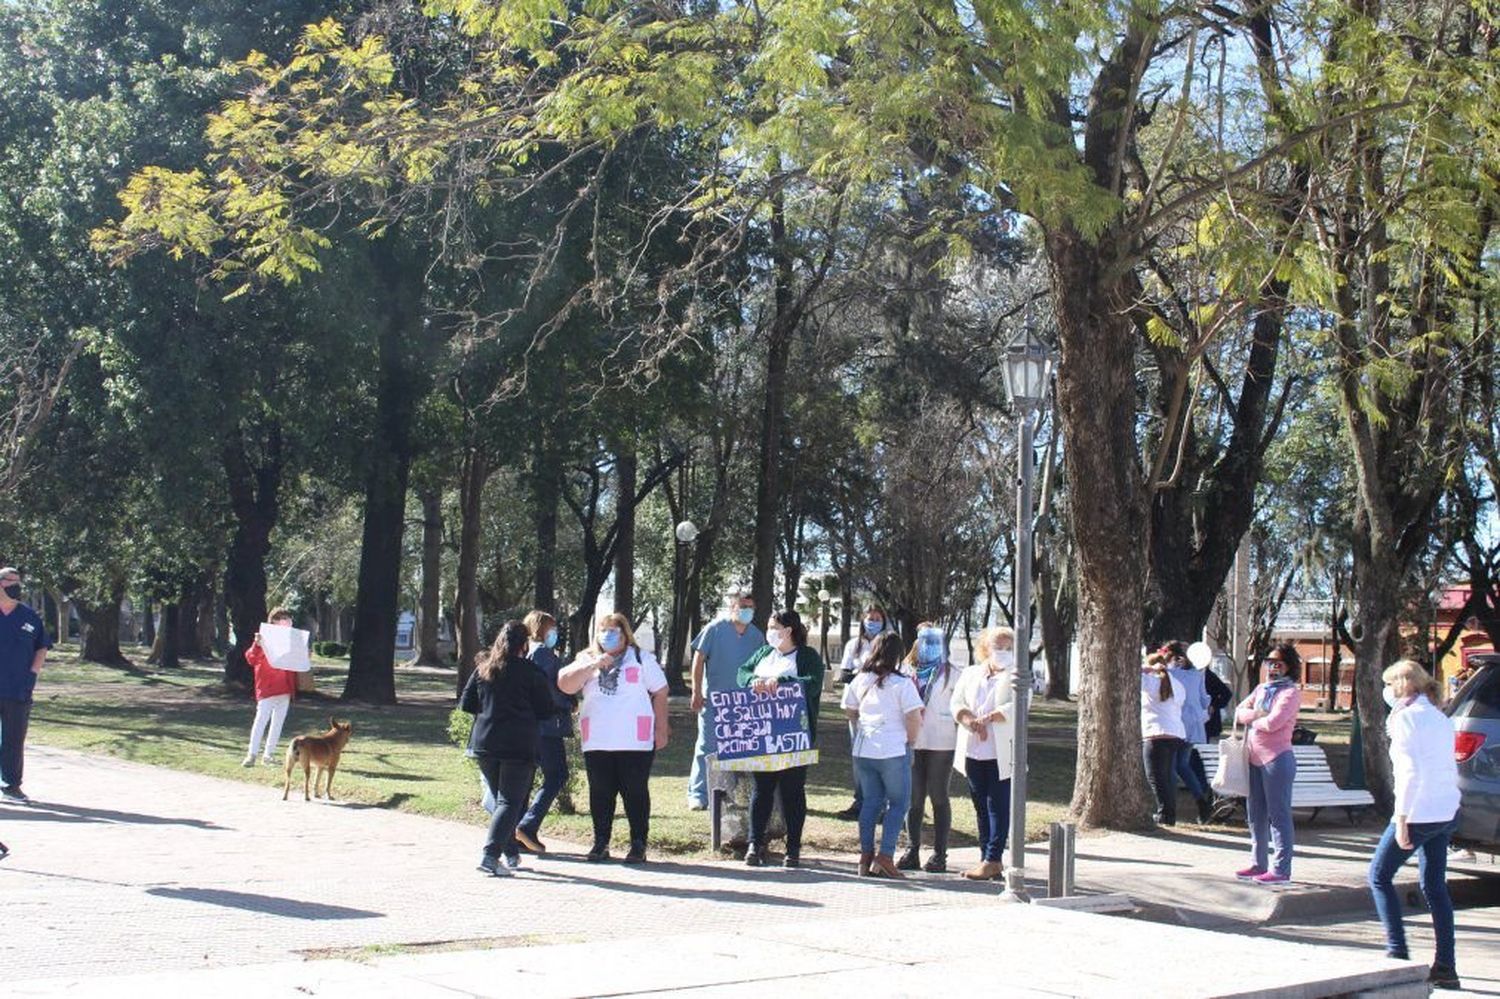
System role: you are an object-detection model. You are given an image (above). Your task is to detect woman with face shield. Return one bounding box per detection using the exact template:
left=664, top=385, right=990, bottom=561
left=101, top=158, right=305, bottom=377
left=896, top=622, right=962, bottom=873
left=1232, top=643, right=1303, bottom=884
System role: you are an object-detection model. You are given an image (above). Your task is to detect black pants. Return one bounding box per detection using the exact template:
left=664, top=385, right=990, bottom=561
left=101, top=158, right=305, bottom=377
left=1142, top=737, right=1183, bottom=824
left=0, top=698, right=31, bottom=790
left=907, top=748, right=954, bottom=855
left=584, top=750, right=654, bottom=849
left=477, top=756, right=536, bottom=860
left=750, top=765, right=808, bottom=856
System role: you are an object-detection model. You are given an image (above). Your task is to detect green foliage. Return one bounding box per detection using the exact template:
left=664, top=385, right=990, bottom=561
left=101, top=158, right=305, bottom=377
left=313, top=641, right=349, bottom=658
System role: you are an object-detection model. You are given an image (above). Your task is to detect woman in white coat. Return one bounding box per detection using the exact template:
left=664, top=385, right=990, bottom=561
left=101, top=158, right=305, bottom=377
left=897, top=622, right=963, bottom=873
left=950, top=626, right=1016, bottom=881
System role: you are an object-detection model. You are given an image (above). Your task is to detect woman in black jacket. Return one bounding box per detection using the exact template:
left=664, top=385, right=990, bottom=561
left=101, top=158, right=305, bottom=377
left=461, top=620, right=557, bottom=877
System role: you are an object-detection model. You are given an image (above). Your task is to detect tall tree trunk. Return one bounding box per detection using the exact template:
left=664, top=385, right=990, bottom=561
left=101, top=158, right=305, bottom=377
left=141, top=597, right=155, bottom=646
left=613, top=447, right=637, bottom=621
left=176, top=580, right=203, bottom=660
left=455, top=450, right=491, bottom=696
left=78, top=583, right=129, bottom=667
left=749, top=188, right=796, bottom=630
left=1038, top=546, right=1072, bottom=700
left=1050, top=229, right=1154, bottom=829
left=533, top=432, right=561, bottom=615
left=223, top=425, right=283, bottom=689
left=344, top=240, right=423, bottom=705
left=154, top=603, right=181, bottom=669
left=414, top=486, right=444, bottom=666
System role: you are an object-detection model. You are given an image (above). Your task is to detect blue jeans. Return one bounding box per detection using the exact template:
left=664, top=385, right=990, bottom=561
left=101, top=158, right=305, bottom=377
left=1247, top=750, right=1296, bottom=876
left=1368, top=819, right=1458, bottom=969
left=1174, top=743, right=1207, bottom=800
left=855, top=754, right=911, bottom=856
left=518, top=735, right=569, bottom=837
left=964, top=758, right=1011, bottom=862
left=688, top=708, right=712, bottom=805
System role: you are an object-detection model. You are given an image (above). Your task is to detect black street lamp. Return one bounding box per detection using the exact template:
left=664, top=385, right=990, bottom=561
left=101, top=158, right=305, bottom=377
left=999, top=323, right=1057, bottom=902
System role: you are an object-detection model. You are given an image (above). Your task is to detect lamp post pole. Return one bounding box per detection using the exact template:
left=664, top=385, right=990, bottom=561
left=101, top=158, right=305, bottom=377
left=999, top=324, right=1055, bottom=904
left=1002, top=404, right=1037, bottom=902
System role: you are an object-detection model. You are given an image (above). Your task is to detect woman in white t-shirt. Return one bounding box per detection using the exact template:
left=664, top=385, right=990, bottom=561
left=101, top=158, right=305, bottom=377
left=842, top=632, right=924, bottom=878
left=898, top=622, right=963, bottom=874
left=950, top=626, right=1016, bottom=881
left=557, top=612, right=670, bottom=864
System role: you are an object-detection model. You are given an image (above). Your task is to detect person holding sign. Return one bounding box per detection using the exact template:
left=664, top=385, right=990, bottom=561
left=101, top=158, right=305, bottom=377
left=899, top=622, right=963, bottom=874
left=687, top=588, right=764, bottom=810
left=241, top=608, right=301, bottom=766
left=951, top=626, right=1017, bottom=881
left=736, top=609, right=824, bottom=868
left=843, top=632, right=923, bottom=879
left=558, top=613, right=670, bottom=864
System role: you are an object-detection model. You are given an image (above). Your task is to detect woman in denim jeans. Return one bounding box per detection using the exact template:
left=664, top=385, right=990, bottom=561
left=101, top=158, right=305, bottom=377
left=1233, top=643, right=1302, bottom=884
left=1368, top=660, right=1462, bottom=991
left=842, top=632, right=923, bottom=878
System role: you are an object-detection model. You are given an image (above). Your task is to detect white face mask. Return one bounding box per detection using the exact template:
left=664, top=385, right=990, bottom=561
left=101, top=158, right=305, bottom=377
left=992, top=650, right=1014, bottom=668
left=767, top=629, right=787, bottom=650
left=1382, top=686, right=1399, bottom=710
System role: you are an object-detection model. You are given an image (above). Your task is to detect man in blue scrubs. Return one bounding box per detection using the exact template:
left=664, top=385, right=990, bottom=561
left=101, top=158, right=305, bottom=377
left=686, top=588, right=765, bottom=810
left=0, top=567, right=52, bottom=803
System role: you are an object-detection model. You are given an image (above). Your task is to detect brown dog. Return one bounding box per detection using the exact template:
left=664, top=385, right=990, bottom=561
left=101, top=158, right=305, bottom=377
left=282, top=717, right=353, bottom=801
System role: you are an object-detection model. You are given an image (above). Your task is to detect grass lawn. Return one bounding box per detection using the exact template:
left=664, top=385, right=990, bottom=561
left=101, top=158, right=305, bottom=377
left=29, top=647, right=1082, bottom=857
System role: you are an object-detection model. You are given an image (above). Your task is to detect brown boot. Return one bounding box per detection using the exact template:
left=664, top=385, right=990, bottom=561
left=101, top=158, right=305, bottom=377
left=858, top=851, right=874, bottom=876
left=963, top=860, right=1003, bottom=881
left=872, top=853, right=905, bottom=879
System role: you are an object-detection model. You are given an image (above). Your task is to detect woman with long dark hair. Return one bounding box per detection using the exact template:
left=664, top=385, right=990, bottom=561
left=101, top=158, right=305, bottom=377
left=1234, top=643, right=1303, bottom=884
left=460, top=620, right=558, bottom=877
left=842, top=631, right=923, bottom=878
left=1140, top=650, right=1186, bottom=826
left=738, top=609, right=824, bottom=868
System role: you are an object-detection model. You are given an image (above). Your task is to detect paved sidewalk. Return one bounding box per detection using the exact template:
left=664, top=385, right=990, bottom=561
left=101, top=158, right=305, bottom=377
left=0, top=747, right=1008, bottom=981
left=3, top=746, right=1491, bottom=997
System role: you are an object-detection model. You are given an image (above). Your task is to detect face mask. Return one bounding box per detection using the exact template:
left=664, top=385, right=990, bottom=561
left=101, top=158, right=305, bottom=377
left=766, top=628, right=786, bottom=649
left=600, top=629, right=623, bottom=653
left=917, top=632, right=943, bottom=663
left=543, top=630, right=558, bottom=649
left=993, top=650, right=1014, bottom=668
left=735, top=607, right=754, bottom=625
left=863, top=619, right=883, bottom=637
left=1382, top=686, right=1399, bottom=710
left=1266, top=663, right=1285, bottom=680
left=1, top=584, right=20, bottom=600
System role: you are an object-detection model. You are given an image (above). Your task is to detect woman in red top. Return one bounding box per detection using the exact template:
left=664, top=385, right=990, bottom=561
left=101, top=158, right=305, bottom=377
left=242, top=607, right=299, bottom=766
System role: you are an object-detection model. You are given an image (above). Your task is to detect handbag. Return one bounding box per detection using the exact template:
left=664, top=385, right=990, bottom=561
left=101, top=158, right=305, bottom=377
left=1212, top=718, right=1250, bottom=798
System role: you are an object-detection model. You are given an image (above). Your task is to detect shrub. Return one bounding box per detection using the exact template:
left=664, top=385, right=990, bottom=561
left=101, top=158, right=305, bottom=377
left=313, top=641, right=349, bottom=658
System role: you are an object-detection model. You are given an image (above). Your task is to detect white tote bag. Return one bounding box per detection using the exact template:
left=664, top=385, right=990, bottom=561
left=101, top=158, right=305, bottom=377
left=1212, top=720, right=1250, bottom=798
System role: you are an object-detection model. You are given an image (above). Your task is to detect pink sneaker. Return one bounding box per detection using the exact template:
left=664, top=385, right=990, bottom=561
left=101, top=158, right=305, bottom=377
left=1235, top=866, right=1266, bottom=879
left=1252, top=871, right=1290, bottom=885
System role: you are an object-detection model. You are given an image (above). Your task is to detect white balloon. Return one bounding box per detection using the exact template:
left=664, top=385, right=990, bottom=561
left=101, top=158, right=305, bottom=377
left=1186, top=641, right=1213, bottom=669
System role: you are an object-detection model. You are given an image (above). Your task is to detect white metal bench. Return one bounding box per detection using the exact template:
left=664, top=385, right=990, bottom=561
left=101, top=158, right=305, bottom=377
left=1194, top=743, right=1375, bottom=824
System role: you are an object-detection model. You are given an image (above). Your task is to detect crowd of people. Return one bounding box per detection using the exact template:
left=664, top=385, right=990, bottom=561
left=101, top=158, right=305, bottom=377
left=0, top=567, right=1469, bottom=986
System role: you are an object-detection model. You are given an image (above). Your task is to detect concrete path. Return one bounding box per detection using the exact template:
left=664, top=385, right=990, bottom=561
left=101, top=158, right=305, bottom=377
left=2, top=746, right=1489, bottom=997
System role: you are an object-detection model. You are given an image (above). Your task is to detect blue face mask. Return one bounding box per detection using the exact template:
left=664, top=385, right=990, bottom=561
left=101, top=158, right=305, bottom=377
left=863, top=619, right=883, bottom=637
left=735, top=607, right=754, bottom=625
left=917, top=632, right=943, bottom=664
left=543, top=630, right=558, bottom=649
left=600, top=629, right=623, bottom=653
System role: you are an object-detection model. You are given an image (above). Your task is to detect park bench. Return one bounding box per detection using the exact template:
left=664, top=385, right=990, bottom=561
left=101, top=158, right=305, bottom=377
left=1195, top=743, right=1375, bottom=825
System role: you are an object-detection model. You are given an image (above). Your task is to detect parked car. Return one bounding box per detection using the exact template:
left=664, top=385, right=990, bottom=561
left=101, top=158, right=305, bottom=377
left=1448, top=653, right=1500, bottom=853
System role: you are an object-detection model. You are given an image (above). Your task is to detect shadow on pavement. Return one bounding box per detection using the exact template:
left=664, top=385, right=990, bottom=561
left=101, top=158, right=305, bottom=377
left=145, top=887, right=383, bottom=920
left=3, top=801, right=227, bottom=830
left=518, top=868, right=826, bottom=906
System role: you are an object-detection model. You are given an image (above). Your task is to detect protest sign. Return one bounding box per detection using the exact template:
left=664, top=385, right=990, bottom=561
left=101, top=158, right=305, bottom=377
left=258, top=623, right=312, bottom=672
left=709, top=685, right=817, bottom=772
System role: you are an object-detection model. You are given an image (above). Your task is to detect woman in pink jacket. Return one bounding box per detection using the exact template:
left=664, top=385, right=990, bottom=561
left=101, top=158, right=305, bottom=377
left=1234, top=643, right=1302, bottom=884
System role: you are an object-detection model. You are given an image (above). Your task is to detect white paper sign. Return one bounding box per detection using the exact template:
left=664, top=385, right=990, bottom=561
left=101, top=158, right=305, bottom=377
left=258, top=623, right=312, bottom=672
